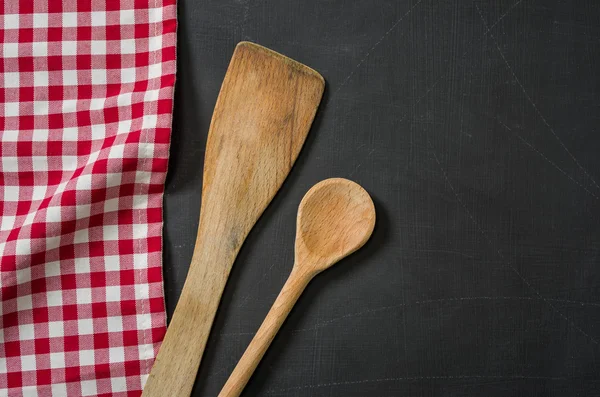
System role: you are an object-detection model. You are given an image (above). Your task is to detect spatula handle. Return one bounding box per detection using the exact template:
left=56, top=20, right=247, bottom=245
left=218, top=269, right=311, bottom=397
left=142, top=250, right=233, bottom=397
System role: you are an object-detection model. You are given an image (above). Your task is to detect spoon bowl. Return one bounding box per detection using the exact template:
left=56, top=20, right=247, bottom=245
left=295, top=178, right=376, bottom=272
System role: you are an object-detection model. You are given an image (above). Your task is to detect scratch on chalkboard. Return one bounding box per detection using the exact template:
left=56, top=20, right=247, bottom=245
left=496, top=119, right=512, bottom=131
left=215, top=293, right=600, bottom=338
left=285, top=295, right=600, bottom=334
left=331, top=0, right=425, bottom=98
left=414, top=248, right=474, bottom=258
left=517, top=135, right=598, bottom=199
left=495, top=118, right=598, bottom=199
left=475, top=3, right=600, bottom=193
left=265, top=374, right=569, bottom=394
left=428, top=138, right=599, bottom=345
left=349, top=149, right=375, bottom=177
left=351, top=0, right=530, bottom=132
left=481, top=0, right=524, bottom=35
left=349, top=163, right=362, bottom=177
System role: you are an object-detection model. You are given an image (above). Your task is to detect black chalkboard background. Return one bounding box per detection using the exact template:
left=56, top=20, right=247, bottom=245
left=162, top=1, right=600, bottom=395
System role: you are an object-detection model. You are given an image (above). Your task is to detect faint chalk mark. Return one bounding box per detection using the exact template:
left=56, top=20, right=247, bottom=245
left=265, top=374, right=568, bottom=394
left=428, top=138, right=599, bottom=345
left=496, top=118, right=598, bottom=199
left=349, top=163, right=363, bottom=178
left=516, top=134, right=598, bottom=200
left=330, top=0, right=425, bottom=99
left=332, top=0, right=523, bottom=122
left=209, top=351, right=250, bottom=378
left=236, top=261, right=281, bottom=309
left=349, top=149, right=376, bottom=177
left=396, top=75, right=446, bottom=125
left=293, top=296, right=600, bottom=333
left=219, top=330, right=256, bottom=337
left=547, top=298, right=600, bottom=307
left=496, top=119, right=512, bottom=131
left=482, top=0, right=525, bottom=35
left=394, top=15, right=494, bottom=126
left=218, top=296, right=600, bottom=336
left=413, top=248, right=474, bottom=258
left=475, top=3, right=600, bottom=192
left=341, top=0, right=524, bottom=125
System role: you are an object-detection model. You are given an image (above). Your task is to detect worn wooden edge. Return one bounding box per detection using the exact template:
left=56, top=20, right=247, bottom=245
left=236, top=41, right=326, bottom=88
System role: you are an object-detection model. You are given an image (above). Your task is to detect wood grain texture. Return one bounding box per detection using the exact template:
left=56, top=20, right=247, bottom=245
left=142, top=42, right=324, bottom=397
left=218, top=178, right=376, bottom=397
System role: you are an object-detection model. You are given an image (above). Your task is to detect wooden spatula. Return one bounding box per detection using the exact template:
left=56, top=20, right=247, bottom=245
left=218, top=178, right=376, bottom=397
left=142, top=42, right=324, bottom=397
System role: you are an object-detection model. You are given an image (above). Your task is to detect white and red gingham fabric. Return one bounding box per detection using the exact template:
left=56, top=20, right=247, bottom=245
left=0, top=0, right=175, bottom=395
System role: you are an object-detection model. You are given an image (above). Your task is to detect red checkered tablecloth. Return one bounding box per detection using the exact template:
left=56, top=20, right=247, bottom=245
left=0, top=0, right=176, bottom=395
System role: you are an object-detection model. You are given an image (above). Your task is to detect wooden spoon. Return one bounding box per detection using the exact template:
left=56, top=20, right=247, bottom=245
left=142, top=42, right=324, bottom=397
left=218, top=178, right=376, bottom=397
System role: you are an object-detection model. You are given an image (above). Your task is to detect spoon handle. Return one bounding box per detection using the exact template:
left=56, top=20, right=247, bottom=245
left=218, top=269, right=311, bottom=397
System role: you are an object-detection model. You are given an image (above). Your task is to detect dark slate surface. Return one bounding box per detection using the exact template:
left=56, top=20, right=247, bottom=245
left=163, top=1, right=600, bottom=395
